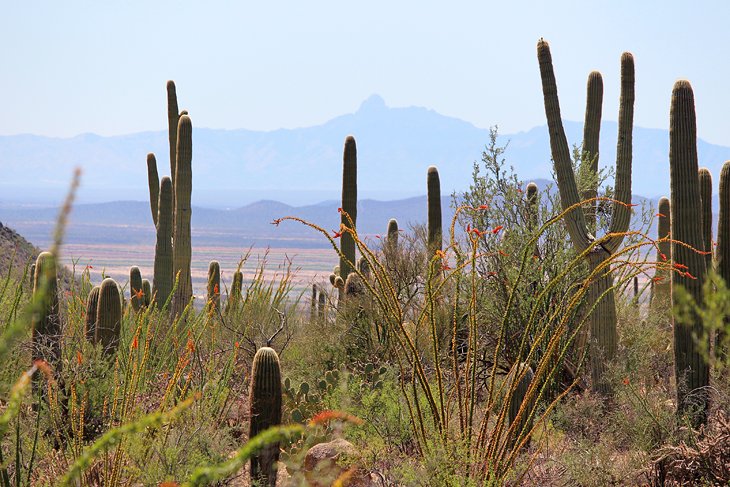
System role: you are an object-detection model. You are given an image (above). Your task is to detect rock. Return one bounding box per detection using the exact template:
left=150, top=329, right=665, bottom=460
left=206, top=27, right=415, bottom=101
left=303, top=439, right=383, bottom=487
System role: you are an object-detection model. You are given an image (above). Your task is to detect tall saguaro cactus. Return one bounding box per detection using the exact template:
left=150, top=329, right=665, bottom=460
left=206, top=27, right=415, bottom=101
left=669, top=80, right=709, bottom=420
left=172, top=115, right=193, bottom=316
left=699, top=168, right=713, bottom=272
left=96, top=278, right=122, bottom=354
left=652, top=197, right=671, bottom=305
left=537, top=39, right=635, bottom=394
left=340, top=135, right=358, bottom=280
left=249, top=347, right=282, bottom=486
left=153, top=176, right=174, bottom=308
left=146, top=153, right=160, bottom=226
left=427, top=165, right=442, bottom=253
left=717, top=161, right=730, bottom=360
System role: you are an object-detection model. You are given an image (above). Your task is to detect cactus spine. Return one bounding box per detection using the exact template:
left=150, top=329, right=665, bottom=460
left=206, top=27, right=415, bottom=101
left=652, top=197, right=671, bottom=306
left=340, top=135, right=358, bottom=280
left=716, top=161, right=730, bottom=360
left=172, top=115, right=193, bottom=317
left=85, top=285, right=100, bottom=342
left=207, top=261, right=220, bottom=312
left=31, top=252, right=61, bottom=373
left=146, top=153, right=159, bottom=226
left=129, top=266, right=143, bottom=312
left=96, top=278, right=122, bottom=354
left=153, top=176, right=174, bottom=308
left=537, top=39, right=635, bottom=394
left=699, top=167, right=713, bottom=272
left=427, top=165, right=442, bottom=253
left=249, top=347, right=282, bottom=486
left=669, top=80, right=709, bottom=420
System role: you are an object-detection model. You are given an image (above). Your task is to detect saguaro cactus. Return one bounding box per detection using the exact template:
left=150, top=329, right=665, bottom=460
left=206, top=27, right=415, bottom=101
left=153, top=176, right=174, bottom=308
left=717, top=161, right=730, bottom=359
left=427, top=166, right=442, bottom=253
left=318, top=290, right=326, bottom=321
left=207, top=261, right=220, bottom=312
left=581, top=71, right=603, bottom=234
left=166, top=80, right=180, bottom=187
left=226, top=270, right=243, bottom=314
left=85, top=285, right=100, bottom=342
left=96, top=278, right=122, bottom=354
left=340, top=135, right=358, bottom=280
left=537, top=39, right=635, bottom=394
left=387, top=218, right=399, bottom=248
left=146, top=153, right=160, bottom=226
left=508, top=362, right=535, bottom=449
left=142, top=279, right=152, bottom=307
left=669, top=80, right=709, bottom=420
left=249, top=347, right=282, bottom=486
left=129, top=266, right=143, bottom=312
left=172, top=115, right=193, bottom=316
left=31, top=252, right=61, bottom=371
left=699, top=167, right=713, bottom=272
left=652, top=197, right=672, bottom=306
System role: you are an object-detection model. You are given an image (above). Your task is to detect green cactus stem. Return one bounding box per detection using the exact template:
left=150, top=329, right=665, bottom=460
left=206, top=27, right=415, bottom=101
left=581, top=71, right=603, bottom=233
left=96, top=278, right=122, bottom=355
left=166, top=80, right=180, bottom=188
left=651, top=197, right=671, bottom=306
left=427, top=166, right=442, bottom=254
left=717, top=161, right=730, bottom=360
left=153, top=176, right=174, bottom=308
left=507, top=362, right=535, bottom=449
left=249, top=347, right=282, bottom=486
left=129, top=266, right=143, bottom=312
left=85, top=285, right=100, bottom=343
left=172, top=114, right=193, bottom=317
left=142, top=279, right=152, bottom=307
left=31, top=252, right=61, bottom=374
left=340, top=135, right=358, bottom=280
left=699, top=167, right=713, bottom=272
left=310, top=284, right=317, bottom=322
left=226, top=270, right=243, bottom=314
left=538, top=39, right=635, bottom=395
left=207, top=261, right=221, bottom=312
left=147, top=153, right=159, bottom=226
left=318, top=290, right=326, bottom=321
left=670, top=79, right=709, bottom=420
left=29, top=263, right=35, bottom=289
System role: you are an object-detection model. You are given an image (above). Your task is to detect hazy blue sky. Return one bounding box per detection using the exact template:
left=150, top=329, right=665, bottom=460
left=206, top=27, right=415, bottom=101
left=0, top=1, right=727, bottom=144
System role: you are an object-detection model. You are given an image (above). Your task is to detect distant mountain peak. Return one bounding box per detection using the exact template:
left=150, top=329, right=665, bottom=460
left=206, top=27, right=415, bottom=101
left=357, top=94, right=387, bottom=113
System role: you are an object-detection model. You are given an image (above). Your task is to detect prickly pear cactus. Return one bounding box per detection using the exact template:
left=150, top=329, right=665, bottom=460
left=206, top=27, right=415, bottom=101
left=249, top=347, right=282, bottom=486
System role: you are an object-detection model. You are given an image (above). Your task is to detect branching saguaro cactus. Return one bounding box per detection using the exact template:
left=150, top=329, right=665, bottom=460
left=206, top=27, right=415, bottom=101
left=96, top=278, right=122, bottom=355
left=652, top=197, right=671, bottom=306
left=427, top=165, right=442, bottom=253
left=699, top=167, right=713, bottom=272
left=146, top=153, right=159, bottom=226
left=537, top=39, right=635, bottom=394
left=669, top=80, right=709, bottom=420
left=129, top=266, right=143, bottom=312
left=207, top=260, right=220, bottom=312
left=85, top=285, right=100, bottom=343
left=31, top=251, right=61, bottom=371
left=153, top=176, right=174, bottom=308
left=717, top=161, right=730, bottom=359
left=249, top=347, right=282, bottom=486
left=172, top=115, right=193, bottom=317
left=340, top=135, right=358, bottom=279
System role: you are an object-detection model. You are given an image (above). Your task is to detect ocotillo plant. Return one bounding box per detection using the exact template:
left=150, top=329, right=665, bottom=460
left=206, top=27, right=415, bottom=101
left=652, top=197, right=671, bottom=305
left=31, top=251, right=61, bottom=374
left=249, top=347, right=282, bottom=486
left=172, top=114, right=193, bottom=317
left=537, top=39, right=635, bottom=394
left=427, top=165, right=442, bottom=253
left=670, top=80, right=709, bottom=420
left=226, top=270, right=243, bottom=314
left=340, top=135, right=358, bottom=279
left=85, top=285, right=100, bottom=343
left=717, top=161, right=730, bottom=359
left=207, top=261, right=220, bottom=312
left=129, top=266, right=143, bottom=312
left=142, top=279, right=152, bottom=307
left=96, top=277, right=122, bottom=355
left=146, top=153, right=159, bottom=226
left=166, top=80, right=180, bottom=187
left=699, top=167, right=713, bottom=272
left=153, top=176, right=174, bottom=308
left=581, top=71, right=603, bottom=234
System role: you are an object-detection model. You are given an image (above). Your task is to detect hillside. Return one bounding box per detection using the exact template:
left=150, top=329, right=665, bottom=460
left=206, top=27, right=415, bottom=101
left=0, top=221, right=38, bottom=281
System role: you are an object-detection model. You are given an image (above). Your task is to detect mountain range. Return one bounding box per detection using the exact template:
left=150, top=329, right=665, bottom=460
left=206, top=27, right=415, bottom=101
left=2, top=94, right=730, bottom=208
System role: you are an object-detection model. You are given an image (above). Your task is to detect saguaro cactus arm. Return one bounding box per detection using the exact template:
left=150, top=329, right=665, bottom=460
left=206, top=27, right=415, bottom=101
left=166, top=80, right=180, bottom=186
left=699, top=167, right=713, bottom=271
left=581, top=71, right=603, bottom=232
left=146, top=153, right=159, bottom=226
